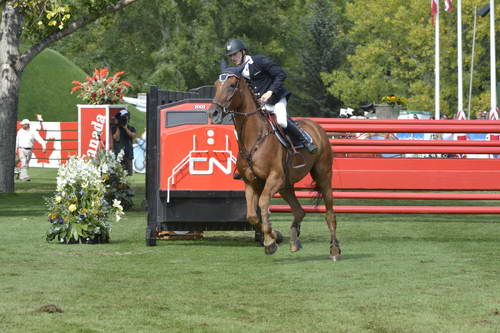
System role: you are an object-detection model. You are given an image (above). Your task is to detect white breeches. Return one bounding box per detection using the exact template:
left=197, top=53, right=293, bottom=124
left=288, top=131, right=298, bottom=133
left=264, top=97, right=288, bottom=128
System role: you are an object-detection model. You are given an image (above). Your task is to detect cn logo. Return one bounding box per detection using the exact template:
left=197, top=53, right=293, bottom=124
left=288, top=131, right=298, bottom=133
left=189, top=155, right=232, bottom=175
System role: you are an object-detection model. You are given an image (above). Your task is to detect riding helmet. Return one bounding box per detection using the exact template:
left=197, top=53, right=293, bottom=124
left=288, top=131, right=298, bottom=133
left=225, top=39, right=246, bottom=56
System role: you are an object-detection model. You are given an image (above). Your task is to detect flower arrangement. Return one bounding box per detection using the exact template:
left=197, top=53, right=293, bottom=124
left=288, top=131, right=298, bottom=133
left=71, top=67, right=132, bottom=105
left=46, top=151, right=131, bottom=244
left=96, top=150, right=134, bottom=211
left=381, top=95, right=407, bottom=107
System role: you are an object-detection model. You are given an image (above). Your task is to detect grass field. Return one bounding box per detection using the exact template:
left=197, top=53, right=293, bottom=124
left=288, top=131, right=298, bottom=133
left=1, top=169, right=499, bottom=333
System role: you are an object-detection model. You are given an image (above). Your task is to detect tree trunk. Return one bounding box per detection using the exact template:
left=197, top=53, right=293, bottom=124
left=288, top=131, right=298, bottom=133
left=0, top=4, right=23, bottom=193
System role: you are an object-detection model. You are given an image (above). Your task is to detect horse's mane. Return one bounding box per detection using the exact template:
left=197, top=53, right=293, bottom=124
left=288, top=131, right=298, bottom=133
left=220, top=70, right=261, bottom=110
left=240, top=77, right=261, bottom=109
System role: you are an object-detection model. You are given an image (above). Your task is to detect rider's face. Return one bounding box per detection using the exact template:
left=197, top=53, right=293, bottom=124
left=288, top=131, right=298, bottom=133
left=229, top=51, right=244, bottom=65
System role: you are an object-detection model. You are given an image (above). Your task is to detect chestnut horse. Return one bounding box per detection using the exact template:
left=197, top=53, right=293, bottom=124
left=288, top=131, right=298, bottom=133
left=209, top=71, right=341, bottom=260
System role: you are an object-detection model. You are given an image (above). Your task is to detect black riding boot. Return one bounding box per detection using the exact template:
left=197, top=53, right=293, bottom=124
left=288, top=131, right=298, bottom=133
left=286, top=119, right=318, bottom=153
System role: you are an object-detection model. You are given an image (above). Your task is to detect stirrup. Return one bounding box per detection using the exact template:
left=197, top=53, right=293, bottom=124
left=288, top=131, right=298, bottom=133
left=291, top=151, right=306, bottom=168
left=304, top=141, right=318, bottom=154
left=284, top=134, right=306, bottom=168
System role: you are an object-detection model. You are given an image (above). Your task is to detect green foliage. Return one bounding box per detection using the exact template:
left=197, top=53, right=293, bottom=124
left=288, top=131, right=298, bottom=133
left=323, top=0, right=497, bottom=118
left=49, top=0, right=499, bottom=119
left=12, top=1, right=74, bottom=40
left=288, top=0, right=350, bottom=117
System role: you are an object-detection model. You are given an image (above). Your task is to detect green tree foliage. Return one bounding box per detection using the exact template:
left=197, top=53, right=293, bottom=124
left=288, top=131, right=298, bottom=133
left=322, top=0, right=498, bottom=118
left=288, top=0, right=351, bottom=117
left=54, top=0, right=309, bottom=109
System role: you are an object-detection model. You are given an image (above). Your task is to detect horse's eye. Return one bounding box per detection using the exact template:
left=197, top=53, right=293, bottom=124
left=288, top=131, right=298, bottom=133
left=230, top=83, right=236, bottom=89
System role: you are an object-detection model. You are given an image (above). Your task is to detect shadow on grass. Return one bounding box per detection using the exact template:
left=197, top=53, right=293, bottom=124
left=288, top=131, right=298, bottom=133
left=345, top=235, right=500, bottom=243
left=273, top=253, right=373, bottom=263
left=0, top=193, right=48, bottom=217
left=156, top=239, right=260, bottom=248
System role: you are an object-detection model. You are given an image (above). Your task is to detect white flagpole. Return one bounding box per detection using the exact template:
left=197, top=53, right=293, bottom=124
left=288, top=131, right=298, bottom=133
left=468, top=6, right=477, bottom=120
left=435, top=1, right=440, bottom=120
left=490, top=0, right=497, bottom=116
left=458, top=0, right=464, bottom=118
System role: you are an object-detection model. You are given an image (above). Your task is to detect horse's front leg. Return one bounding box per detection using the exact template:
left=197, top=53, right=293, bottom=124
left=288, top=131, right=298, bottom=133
left=259, top=173, right=284, bottom=255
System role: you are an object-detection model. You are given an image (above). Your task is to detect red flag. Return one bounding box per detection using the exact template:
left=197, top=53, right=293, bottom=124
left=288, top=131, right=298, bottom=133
left=444, top=0, right=453, bottom=13
left=431, top=0, right=438, bottom=25
left=489, top=107, right=499, bottom=120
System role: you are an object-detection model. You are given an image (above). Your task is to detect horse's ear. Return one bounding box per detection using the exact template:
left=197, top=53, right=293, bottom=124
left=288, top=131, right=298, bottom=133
left=220, top=59, right=228, bottom=72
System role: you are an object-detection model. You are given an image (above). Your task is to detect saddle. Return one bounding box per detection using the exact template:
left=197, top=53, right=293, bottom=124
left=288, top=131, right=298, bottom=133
left=265, top=113, right=313, bottom=151
left=265, top=113, right=313, bottom=168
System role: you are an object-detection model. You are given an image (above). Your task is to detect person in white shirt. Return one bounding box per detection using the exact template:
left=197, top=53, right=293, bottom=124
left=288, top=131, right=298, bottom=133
left=15, top=119, right=46, bottom=181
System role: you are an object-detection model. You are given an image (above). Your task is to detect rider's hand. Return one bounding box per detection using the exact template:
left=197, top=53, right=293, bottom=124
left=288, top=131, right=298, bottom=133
left=259, top=91, right=273, bottom=104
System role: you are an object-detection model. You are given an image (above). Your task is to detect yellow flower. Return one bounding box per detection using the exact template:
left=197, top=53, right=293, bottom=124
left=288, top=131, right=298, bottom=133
left=68, top=204, right=77, bottom=212
left=55, top=195, right=62, bottom=203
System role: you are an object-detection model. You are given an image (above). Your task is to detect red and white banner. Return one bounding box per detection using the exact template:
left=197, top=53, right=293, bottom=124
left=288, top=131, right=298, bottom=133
left=431, top=0, right=438, bottom=24
left=16, top=121, right=78, bottom=168
left=489, top=106, right=499, bottom=120
left=78, top=105, right=126, bottom=157
left=456, top=109, right=466, bottom=120
left=444, top=0, right=453, bottom=13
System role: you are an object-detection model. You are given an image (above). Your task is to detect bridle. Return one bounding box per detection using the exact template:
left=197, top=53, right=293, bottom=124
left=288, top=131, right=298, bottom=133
left=212, top=72, right=273, bottom=181
left=213, top=73, right=261, bottom=118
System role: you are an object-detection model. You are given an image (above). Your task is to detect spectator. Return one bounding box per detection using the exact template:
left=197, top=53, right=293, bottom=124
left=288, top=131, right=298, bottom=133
left=15, top=119, right=46, bottom=181
left=111, top=110, right=136, bottom=175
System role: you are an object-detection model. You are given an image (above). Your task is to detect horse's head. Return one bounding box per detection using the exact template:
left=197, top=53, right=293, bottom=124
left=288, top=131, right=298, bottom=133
left=209, top=60, right=250, bottom=124
left=209, top=72, right=242, bottom=124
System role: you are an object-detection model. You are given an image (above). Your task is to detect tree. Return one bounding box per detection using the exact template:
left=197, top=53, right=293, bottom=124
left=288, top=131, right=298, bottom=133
left=321, top=0, right=497, bottom=117
left=288, top=0, right=351, bottom=117
left=0, top=0, right=140, bottom=193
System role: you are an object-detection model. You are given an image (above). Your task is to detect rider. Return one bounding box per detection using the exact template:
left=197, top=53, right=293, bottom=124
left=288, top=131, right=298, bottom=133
left=225, top=39, right=317, bottom=153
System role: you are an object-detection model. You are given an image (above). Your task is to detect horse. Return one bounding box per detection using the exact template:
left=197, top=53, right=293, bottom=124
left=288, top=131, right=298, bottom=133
left=209, top=71, right=341, bottom=261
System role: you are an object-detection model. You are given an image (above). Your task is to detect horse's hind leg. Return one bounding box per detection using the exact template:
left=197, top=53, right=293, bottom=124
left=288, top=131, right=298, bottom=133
left=279, top=186, right=305, bottom=252
left=311, top=166, right=341, bottom=261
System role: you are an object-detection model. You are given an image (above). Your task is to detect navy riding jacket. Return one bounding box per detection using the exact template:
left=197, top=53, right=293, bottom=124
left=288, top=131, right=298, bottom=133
left=246, top=55, right=291, bottom=105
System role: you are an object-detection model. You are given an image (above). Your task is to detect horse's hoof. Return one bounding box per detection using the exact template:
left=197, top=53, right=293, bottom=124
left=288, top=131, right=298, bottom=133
left=274, top=230, right=284, bottom=244
left=289, top=239, right=302, bottom=252
left=330, top=245, right=341, bottom=261
left=264, top=241, right=278, bottom=255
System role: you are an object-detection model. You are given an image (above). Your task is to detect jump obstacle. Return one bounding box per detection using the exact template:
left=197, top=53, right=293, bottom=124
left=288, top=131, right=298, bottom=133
left=145, top=86, right=500, bottom=246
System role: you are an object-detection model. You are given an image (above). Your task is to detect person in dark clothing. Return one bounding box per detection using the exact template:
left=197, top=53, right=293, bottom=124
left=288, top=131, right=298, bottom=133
left=225, top=39, right=317, bottom=153
left=111, top=109, right=136, bottom=175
